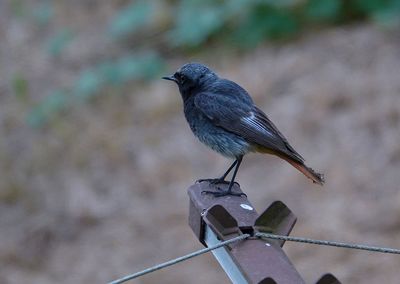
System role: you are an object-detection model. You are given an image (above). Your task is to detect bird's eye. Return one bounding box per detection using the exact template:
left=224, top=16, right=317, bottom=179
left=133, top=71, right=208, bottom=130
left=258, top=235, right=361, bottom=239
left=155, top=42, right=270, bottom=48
left=175, top=73, right=186, bottom=83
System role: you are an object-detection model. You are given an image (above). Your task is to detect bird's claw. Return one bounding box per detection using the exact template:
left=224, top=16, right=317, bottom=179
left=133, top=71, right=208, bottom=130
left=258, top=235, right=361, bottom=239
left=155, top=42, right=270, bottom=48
left=201, top=190, right=247, bottom=197
left=196, top=178, right=227, bottom=184
left=196, top=178, right=239, bottom=187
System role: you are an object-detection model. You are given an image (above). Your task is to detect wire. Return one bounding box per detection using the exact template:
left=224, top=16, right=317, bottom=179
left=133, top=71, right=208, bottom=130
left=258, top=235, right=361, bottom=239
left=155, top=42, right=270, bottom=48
left=108, top=233, right=250, bottom=284
left=109, top=231, right=400, bottom=284
left=255, top=232, right=400, bottom=254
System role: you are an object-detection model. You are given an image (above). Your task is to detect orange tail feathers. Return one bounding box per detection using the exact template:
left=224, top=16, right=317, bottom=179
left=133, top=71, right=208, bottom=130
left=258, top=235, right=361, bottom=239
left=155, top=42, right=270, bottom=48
left=279, top=155, right=325, bottom=185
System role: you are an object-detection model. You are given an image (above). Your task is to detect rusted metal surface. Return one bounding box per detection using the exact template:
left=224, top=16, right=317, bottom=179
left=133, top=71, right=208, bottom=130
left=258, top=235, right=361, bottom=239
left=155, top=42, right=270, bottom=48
left=188, top=181, right=258, bottom=246
left=229, top=237, right=305, bottom=283
left=188, top=181, right=341, bottom=284
left=315, top=274, right=341, bottom=284
left=254, top=201, right=297, bottom=247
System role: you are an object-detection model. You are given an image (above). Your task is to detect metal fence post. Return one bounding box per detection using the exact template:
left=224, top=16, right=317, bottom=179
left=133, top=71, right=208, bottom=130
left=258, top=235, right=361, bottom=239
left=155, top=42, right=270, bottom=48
left=188, top=181, right=340, bottom=284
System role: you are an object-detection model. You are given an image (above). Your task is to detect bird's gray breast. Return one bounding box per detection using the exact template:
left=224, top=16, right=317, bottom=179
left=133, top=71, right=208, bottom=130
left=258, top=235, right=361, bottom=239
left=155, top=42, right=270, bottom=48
left=183, top=99, right=250, bottom=158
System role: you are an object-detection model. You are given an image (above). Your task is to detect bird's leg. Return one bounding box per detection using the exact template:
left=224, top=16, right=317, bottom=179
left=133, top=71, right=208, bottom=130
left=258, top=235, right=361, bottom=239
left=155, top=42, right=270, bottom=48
left=225, top=156, right=244, bottom=195
left=202, top=156, right=246, bottom=197
left=196, top=159, right=238, bottom=185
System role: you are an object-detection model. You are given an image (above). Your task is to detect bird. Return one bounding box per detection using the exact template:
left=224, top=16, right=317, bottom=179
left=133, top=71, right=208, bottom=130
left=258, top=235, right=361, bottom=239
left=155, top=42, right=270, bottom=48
left=162, top=62, right=324, bottom=197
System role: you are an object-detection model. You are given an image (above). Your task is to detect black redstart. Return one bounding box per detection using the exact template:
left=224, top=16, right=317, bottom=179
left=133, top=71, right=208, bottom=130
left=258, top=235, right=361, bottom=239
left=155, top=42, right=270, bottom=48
left=163, top=63, right=324, bottom=196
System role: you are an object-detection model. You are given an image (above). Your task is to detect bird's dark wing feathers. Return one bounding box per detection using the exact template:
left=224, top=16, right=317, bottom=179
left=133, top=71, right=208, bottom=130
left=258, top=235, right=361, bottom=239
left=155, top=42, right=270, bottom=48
left=250, top=106, right=304, bottom=162
left=194, top=90, right=304, bottom=162
left=205, top=79, right=254, bottom=105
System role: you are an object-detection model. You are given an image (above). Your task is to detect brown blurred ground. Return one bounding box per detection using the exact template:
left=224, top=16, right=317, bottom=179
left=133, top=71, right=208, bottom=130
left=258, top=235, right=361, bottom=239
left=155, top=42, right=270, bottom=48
left=1, top=2, right=400, bottom=284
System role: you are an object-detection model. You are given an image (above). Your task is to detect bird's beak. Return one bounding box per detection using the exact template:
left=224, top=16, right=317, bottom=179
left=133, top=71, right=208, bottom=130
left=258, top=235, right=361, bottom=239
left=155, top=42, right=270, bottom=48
left=162, top=74, right=177, bottom=83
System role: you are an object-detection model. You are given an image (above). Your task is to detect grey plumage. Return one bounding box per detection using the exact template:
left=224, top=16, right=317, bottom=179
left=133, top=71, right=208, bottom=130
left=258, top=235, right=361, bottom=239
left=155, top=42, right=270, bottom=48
left=162, top=62, right=324, bottom=196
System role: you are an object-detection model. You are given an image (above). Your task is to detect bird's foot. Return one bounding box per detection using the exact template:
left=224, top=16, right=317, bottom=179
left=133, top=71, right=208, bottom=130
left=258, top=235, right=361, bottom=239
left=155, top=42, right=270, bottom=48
left=201, top=189, right=247, bottom=198
left=196, top=178, right=227, bottom=184
left=196, top=178, right=239, bottom=186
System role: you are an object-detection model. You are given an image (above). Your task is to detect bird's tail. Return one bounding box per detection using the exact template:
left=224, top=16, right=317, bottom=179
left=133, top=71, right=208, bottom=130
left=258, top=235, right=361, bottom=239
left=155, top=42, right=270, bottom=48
left=278, top=154, right=325, bottom=186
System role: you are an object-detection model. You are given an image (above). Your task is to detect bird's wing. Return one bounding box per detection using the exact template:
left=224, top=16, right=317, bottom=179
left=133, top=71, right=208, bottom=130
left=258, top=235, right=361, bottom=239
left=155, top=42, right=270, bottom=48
left=194, top=92, right=304, bottom=162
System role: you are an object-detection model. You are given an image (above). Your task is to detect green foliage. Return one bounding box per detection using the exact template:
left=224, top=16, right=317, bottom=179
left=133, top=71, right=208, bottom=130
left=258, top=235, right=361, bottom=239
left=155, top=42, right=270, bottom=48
left=372, top=8, right=400, bottom=28
left=305, top=0, right=342, bottom=22
left=74, top=69, right=102, bottom=101
left=357, top=0, right=400, bottom=27
left=353, top=0, right=392, bottom=14
left=109, top=0, right=153, bottom=38
left=32, top=2, right=54, bottom=26
left=27, top=54, right=165, bottom=127
left=167, top=1, right=228, bottom=47
left=71, top=53, right=165, bottom=101
left=233, top=4, right=299, bottom=47
left=12, top=73, right=29, bottom=102
left=27, top=90, right=68, bottom=128
left=28, top=0, right=400, bottom=127
left=47, top=29, right=74, bottom=56
left=164, top=0, right=400, bottom=47
left=10, top=0, right=26, bottom=18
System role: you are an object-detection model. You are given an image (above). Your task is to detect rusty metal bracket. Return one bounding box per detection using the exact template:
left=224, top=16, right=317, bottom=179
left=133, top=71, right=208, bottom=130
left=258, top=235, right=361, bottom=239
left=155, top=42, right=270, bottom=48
left=315, top=274, right=341, bottom=284
left=188, top=182, right=258, bottom=246
left=188, top=181, right=341, bottom=284
left=254, top=201, right=297, bottom=247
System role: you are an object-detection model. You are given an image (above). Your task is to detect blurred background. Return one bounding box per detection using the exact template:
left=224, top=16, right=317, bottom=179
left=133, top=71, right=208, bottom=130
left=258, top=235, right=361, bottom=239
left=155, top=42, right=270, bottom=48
left=1, top=0, right=400, bottom=283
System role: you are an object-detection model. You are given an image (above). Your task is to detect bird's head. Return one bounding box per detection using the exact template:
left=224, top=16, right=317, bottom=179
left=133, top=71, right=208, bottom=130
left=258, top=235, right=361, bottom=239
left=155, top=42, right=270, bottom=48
left=162, top=63, right=217, bottom=97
